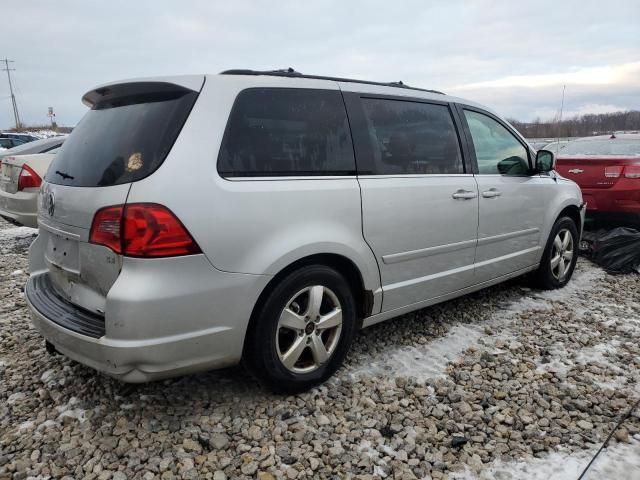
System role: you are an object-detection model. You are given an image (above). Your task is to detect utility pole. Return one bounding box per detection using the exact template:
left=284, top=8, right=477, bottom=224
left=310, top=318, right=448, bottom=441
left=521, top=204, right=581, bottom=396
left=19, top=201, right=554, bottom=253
left=1, top=58, right=21, bottom=129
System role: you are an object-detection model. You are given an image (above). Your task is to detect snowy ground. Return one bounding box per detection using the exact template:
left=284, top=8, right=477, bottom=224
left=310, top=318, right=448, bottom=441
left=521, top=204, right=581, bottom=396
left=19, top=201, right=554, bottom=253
left=1, top=218, right=639, bottom=479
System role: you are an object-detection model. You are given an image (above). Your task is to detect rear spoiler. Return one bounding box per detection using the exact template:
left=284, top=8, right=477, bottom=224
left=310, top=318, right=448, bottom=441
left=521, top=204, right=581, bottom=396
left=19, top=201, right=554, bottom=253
left=82, top=75, right=205, bottom=107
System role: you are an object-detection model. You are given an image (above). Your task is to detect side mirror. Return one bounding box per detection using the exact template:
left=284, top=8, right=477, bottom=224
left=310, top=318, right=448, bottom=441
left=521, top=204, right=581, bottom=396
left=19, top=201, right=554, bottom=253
left=497, top=156, right=529, bottom=175
left=536, top=149, right=555, bottom=173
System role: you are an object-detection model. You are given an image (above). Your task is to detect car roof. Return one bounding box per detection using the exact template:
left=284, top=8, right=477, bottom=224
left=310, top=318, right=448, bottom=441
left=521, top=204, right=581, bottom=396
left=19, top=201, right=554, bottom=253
left=0, top=132, right=37, bottom=137
left=82, top=70, right=490, bottom=113
left=217, top=68, right=489, bottom=110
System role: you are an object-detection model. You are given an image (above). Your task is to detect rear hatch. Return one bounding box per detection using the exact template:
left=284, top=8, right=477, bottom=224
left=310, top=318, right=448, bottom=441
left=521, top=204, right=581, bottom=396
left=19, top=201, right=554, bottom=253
left=35, top=77, right=202, bottom=315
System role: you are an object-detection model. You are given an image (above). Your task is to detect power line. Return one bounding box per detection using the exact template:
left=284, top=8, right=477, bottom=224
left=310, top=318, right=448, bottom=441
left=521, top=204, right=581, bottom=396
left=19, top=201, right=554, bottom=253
left=1, top=58, right=21, bottom=129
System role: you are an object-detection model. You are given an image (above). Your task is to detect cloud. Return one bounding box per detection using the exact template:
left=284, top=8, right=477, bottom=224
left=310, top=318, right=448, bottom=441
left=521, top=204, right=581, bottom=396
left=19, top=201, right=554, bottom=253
left=0, top=0, right=638, bottom=128
left=448, top=61, right=640, bottom=121
left=451, top=62, right=640, bottom=90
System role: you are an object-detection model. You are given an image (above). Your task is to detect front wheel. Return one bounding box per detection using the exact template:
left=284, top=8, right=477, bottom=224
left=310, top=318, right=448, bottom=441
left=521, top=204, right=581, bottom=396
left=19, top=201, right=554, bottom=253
left=532, top=216, right=579, bottom=289
left=243, top=265, right=357, bottom=393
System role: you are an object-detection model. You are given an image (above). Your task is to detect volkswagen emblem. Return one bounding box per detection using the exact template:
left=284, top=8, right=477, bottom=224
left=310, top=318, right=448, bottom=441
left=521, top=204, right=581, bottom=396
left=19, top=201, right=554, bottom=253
left=42, top=190, right=55, bottom=217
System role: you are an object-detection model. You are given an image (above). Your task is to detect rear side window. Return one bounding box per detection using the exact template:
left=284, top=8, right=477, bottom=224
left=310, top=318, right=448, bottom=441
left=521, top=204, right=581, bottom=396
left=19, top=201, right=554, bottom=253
left=46, top=88, right=198, bottom=187
left=218, top=88, right=355, bottom=177
left=361, top=98, right=463, bottom=175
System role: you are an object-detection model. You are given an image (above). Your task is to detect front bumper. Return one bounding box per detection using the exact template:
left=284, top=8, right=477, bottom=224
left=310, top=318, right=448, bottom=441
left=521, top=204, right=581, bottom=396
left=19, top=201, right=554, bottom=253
left=26, top=255, right=271, bottom=383
left=0, top=188, right=38, bottom=227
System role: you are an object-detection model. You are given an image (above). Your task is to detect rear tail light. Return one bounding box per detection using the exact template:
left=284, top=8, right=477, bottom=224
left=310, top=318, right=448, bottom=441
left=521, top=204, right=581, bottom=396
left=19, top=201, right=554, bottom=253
left=17, top=164, right=42, bottom=191
left=604, top=166, right=623, bottom=178
left=624, top=165, right=640, bottom=179
left=89, top=206, right=123, bottom=254
left=89, top=203, right=201, bottom=258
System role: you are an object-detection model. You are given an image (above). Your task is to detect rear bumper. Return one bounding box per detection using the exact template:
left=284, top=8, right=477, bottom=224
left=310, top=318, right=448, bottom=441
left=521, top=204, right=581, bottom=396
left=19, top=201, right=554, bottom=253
left=582, top=182, right=640, bottom=215
left=26, top=256, right=271, bottom=383
left=0, top=188, right=38, bottom=228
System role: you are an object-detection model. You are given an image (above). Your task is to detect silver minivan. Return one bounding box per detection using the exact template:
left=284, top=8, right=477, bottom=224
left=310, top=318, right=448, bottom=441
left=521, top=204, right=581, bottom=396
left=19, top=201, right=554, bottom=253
left=26, top=69, right=584, bottom=391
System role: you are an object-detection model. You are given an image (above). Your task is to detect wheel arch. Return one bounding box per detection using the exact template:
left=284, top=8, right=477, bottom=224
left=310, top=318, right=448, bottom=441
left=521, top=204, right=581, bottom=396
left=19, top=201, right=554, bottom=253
left=242, top=253, right=373, bottom=358
left=557, top=204, right=583, bottom=233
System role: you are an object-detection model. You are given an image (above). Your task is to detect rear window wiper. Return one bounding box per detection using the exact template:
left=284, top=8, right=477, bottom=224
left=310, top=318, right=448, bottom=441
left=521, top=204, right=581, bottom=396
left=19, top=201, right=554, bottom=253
left=55, top=170, right=74, bottom=180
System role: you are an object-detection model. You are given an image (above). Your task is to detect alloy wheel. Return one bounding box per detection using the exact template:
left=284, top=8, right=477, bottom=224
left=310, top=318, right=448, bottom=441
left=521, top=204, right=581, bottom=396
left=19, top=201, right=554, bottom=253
left=276, top=285, right=343, bottom=374
left=550, top=228, right=574, bottom=281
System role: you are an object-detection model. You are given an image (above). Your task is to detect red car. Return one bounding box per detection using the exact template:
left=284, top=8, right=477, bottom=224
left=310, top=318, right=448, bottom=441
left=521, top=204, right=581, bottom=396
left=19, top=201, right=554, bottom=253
left=555, top=134, right=640, bottom=224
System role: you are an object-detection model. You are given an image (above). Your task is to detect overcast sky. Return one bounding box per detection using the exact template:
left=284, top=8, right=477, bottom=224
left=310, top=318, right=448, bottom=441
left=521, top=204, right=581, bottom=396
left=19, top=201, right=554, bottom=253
left=1, top=0, right=639, bottom=129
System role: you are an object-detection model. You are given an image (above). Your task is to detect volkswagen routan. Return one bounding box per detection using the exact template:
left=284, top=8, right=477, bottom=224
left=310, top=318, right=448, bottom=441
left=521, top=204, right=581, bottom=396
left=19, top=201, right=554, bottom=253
left=26, top=69, right=585, bottom=391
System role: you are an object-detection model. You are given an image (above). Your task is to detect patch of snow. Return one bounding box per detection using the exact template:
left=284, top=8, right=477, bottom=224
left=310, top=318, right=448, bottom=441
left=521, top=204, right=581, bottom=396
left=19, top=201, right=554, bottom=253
left=373, top=466, right=388, bottom=478
left=536, top=340, right=625, bottom=380
left=350, top=323, right=485, bottom=380
left=7, top=392, right=25, bottom=404
left=55, top=396, right=87, bottom=423
left=11, top=269, right=24, bottom=275
left=539, top=266, right=605, bottom=302
left=358, top=439, right=385, bottom=462
left=18, top=420, right=35, bottom=431
left=36, top=419, right=58, bottom=431
left=57, top=408, right=87, bottom=423
left=40, top=369, right=56, bottom=384
left=0, top=226, right=37, bottom=241
left=498, top=266, right=604, bottom=316
left=351, top=264, right=606, bottom=381
left=452, top=438, right=640, bottom=480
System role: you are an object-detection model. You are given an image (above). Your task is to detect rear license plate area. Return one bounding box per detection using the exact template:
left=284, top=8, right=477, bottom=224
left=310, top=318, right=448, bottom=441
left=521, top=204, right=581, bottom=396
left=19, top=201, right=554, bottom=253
left=45, top=231, right=80, bottom=274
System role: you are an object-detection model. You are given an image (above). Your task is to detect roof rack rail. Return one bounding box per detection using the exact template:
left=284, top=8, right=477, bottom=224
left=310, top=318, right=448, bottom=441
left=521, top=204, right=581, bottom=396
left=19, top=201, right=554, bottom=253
left=219, top=68, right=445, bottom=95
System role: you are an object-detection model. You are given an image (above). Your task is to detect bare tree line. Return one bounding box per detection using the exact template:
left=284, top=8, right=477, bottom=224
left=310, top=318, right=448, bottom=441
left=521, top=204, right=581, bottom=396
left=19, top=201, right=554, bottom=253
left=508, top=110, right=640, bottom=139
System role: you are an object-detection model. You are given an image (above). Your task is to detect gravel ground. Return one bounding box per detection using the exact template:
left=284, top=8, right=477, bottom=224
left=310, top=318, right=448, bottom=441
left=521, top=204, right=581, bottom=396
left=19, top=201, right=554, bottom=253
left=1, top=217, right=639, bottom=480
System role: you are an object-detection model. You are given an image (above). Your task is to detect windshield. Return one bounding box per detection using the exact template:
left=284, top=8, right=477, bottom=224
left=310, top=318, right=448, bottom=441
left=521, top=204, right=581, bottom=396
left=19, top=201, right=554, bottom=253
left=46, top=89, right=198, bottom=187
left=559, top=139, right=640, bottom=156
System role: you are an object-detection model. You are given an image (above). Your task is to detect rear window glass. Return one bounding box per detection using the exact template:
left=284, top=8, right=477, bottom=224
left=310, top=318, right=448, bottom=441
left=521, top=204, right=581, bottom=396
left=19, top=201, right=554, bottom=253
left=559, top=139, right=640, bottom=156
left=46, top=89, right=198, bottom=187
left=361, top=98, right=463, bottom=175
left=218, top=88, right=355, bottom=176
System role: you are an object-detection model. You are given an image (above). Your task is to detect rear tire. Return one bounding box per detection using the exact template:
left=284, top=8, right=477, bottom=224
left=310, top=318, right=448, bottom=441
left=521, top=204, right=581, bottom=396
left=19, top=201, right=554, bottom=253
left=532, top=216, right=579, bottom=289
left=243, top=265, right=357, bottom=393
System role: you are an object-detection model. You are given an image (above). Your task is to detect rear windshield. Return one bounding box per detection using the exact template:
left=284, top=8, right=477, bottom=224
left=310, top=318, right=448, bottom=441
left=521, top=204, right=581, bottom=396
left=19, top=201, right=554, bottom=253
left=46, top=89, right=198, bottom=186
left=560, top=139, right=640, bottom=156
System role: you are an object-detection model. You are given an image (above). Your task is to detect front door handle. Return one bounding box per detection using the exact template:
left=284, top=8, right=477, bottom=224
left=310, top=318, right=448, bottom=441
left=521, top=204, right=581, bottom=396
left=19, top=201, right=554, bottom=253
left=452, top=189, right=478, bottom=200
left=482, top=188, right=502, bottom=198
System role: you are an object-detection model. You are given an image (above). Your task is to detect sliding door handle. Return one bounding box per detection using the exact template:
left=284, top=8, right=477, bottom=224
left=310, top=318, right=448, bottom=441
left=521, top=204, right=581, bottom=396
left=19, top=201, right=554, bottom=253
left=482, top=188, right=502, bottom=198
left=452, top=189, right=478, bottom=200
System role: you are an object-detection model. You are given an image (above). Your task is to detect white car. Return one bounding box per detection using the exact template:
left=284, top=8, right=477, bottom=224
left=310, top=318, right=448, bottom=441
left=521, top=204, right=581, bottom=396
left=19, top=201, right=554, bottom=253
left=0, top=136, right=66, bottom=161
left=0, top=137, right=28, bottom=151
left=0, top=148, right=60, bottom=227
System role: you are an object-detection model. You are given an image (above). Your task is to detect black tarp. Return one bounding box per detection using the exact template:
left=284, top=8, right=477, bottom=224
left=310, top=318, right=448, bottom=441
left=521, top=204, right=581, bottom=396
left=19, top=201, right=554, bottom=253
left=581, top=227, right=640, bottom=274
